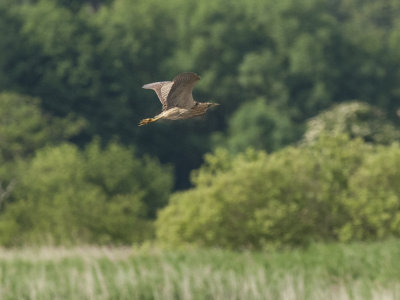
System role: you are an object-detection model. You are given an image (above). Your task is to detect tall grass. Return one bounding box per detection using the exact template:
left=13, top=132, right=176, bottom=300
left=0, top=240, right=399, bottom=299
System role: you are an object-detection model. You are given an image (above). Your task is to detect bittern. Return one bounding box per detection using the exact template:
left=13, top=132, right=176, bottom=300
left=139, top=72, right=219, bottom=126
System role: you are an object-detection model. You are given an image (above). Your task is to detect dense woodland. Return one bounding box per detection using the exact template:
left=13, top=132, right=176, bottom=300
left=0, top=0, right=400, bottom=247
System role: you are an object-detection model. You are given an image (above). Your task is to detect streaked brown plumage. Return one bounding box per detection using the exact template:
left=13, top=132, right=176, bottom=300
left=139, top=72, right=219, bottom=126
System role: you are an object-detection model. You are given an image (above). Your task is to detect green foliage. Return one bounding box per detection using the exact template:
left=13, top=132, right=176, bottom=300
left=0, top=92, right=85, bottom=161
left=304, top=101, right=400, bottom=144
left=340, top=144, right=400, bottom=241
left=15, top=1, right=106, bottom=119
left=214, top=98, right=297, bottom=153
left=1, top=0, right=400, bottom=248
left=157, top=135, right=400, bottom=249
left=55, top=0, right=113, bottom=13
left=2, top=0, right=400, bottom=188
left=0, top=141, right=173, bottom=246
left=84, top=139, right=173, bottom=218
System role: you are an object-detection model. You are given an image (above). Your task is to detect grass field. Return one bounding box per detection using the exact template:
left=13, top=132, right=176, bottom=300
left=0, top=240, right=399, bottom=300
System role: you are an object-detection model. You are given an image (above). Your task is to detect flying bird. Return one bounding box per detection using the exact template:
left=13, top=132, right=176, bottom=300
left=139, top=72, right=219, bottom=126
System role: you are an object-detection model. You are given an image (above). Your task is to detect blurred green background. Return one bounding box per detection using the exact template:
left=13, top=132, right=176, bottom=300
left=0, top=0, right=400, bottom=248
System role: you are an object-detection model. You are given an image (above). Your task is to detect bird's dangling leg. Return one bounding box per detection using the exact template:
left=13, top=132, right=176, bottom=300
left=138, top=118, right=155, bottom=126
left=139, top=115, right=163, bottom=126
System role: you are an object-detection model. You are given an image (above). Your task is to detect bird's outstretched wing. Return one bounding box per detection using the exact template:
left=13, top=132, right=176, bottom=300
left=142, top=81, right=174, bottom=111
left=166, top=72, right=200, bottom=109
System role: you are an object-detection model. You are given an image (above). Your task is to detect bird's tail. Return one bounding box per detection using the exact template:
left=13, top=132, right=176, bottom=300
left=138, top=117, right=157, bottom=126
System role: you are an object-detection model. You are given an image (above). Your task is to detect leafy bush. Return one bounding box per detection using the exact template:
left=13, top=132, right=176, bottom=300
left=0, top=92, right=86, bottom=199
left=156, top=135, right=400, bottom=249
left=339, top=144, right=400, bottom=241
left=303, top=101, right=400, bottom=144
left=0, top=140, right=173, bottom=246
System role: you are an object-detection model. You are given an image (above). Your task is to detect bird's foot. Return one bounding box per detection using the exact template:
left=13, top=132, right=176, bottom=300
left=138, top=118, right=155, bottom=126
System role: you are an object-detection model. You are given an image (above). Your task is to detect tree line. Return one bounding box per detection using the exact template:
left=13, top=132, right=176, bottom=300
left=0, top=0, right=399, bottom=247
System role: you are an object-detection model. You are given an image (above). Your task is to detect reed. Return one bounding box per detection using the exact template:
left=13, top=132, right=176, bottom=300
left=0, top=240, right=399, bottom=299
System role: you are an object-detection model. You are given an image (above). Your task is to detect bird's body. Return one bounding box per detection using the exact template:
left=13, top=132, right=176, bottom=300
left=139, top=72, right=218, bottom=126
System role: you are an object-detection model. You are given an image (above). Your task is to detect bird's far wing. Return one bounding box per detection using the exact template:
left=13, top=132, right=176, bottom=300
left=166, top=72, right=200, bottom=109
left=142, top=81, right=174, bottom=111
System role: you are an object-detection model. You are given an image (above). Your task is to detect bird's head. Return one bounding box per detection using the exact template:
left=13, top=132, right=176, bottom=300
left=205, top=102, right=220, bottom=109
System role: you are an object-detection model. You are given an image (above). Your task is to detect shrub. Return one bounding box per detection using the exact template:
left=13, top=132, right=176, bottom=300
left=157, top=135, right=376, bottom=249
left=0, top=140, right=173, bottom=246
left=339, top=144, right=400, bottom=241
left=303, top=101, right=400, bottom=145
